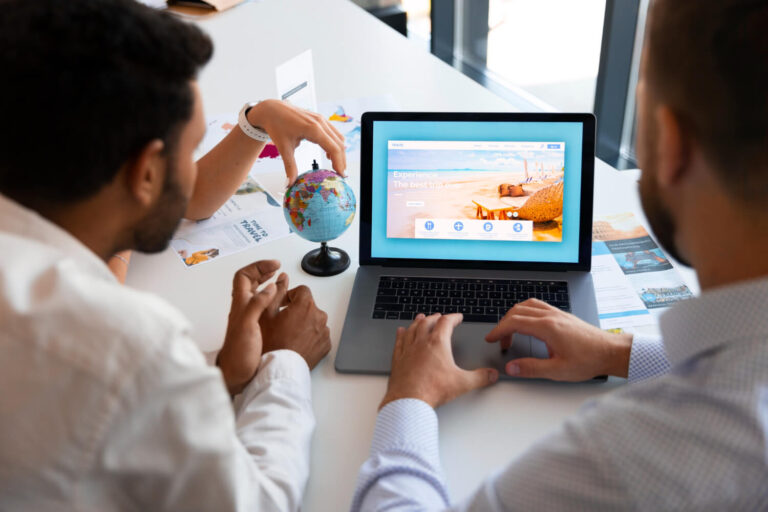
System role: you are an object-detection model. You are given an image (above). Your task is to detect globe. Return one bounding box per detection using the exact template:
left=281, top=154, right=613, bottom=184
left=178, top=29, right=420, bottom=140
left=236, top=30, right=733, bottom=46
left=283, top=169, right=356, bottom=242
left=283, top=164, right=356, bottom=276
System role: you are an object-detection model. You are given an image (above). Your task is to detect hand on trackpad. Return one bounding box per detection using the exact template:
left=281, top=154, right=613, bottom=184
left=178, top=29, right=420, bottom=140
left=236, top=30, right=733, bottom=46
left=485, top=299, right=625, bottom=381
left=500, top=333, right=549, bottom=360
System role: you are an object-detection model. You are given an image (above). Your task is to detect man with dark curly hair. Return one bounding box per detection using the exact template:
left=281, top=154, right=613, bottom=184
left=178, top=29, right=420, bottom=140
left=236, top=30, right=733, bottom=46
left=0, top=1, right=344, bottom=510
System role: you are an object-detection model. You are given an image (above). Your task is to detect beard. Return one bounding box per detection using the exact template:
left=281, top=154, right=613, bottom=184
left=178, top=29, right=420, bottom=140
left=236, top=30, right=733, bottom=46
left=637, top=128, right=691, bottom=267
left=132, top=167, right=189, bottom=254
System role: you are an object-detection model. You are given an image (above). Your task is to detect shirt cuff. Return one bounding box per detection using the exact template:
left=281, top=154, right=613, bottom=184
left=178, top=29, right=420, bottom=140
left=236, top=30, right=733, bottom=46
left=371, top=399, right=440, bottom=462
left=628, top=334, right=672, bottom=383
left=233, top=350, right=312, bottom=411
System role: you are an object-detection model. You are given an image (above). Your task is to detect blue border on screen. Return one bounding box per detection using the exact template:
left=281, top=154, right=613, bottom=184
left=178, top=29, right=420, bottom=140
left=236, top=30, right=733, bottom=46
left=370, top=120, right=584, bottom=263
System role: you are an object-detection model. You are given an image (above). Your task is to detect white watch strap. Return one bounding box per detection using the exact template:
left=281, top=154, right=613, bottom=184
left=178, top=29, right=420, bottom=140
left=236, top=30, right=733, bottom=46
left=238, top=102, right=270, bottom=142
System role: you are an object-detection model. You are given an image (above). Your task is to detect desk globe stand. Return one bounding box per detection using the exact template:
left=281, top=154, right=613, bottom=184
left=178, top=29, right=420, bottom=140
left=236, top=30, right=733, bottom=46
left=289, top=160, right=353, bottom=277
left=301, top=241, right=350, bottom=277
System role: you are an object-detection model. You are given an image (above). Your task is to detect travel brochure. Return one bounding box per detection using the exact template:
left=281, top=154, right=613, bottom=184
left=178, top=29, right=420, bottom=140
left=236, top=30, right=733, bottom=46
left=170, top=176, right=290, bottom=267
left=591, top=212, right=693, bottom=335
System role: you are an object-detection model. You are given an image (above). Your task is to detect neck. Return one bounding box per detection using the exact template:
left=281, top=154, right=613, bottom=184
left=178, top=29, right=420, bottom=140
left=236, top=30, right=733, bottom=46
left=35, top=199, right=126, bottom=262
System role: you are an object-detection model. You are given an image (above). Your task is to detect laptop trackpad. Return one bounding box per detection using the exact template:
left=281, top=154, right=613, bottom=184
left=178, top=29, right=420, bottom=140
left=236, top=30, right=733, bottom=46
left=502, top=334, right=549, bottom=360
left=530, top=336, right=550, bottom=359
left=452, top=326, right=534, bottom=371
left=505, top=333, right=532, bottom=359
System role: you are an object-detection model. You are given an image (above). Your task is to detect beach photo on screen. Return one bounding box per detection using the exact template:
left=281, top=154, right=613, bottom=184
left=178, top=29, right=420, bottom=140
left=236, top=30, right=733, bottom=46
left=386, top=140, right=565, bottom=242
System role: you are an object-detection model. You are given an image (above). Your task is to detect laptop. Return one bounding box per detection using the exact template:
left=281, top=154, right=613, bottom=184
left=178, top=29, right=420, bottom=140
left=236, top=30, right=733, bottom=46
left=336, top=112, right=598, bottom=378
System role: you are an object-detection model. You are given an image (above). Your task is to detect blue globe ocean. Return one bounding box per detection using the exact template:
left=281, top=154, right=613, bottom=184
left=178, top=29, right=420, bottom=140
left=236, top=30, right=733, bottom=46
left=283, top=169, right=356, bottom=243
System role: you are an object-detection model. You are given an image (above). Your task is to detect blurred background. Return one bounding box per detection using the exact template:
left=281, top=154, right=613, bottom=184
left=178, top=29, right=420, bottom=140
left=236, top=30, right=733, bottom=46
left=352, top=0, right=649, bottom=170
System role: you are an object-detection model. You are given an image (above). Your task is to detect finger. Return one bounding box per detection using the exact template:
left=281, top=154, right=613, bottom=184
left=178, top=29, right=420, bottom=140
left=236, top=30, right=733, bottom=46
left=321, top=119, right=347, bottom=175
left=404, top=313, right=425, bottom=344
left=506, top=357, right=561, bottom=380
left=500, top=334, right=513, bottom=352
left=415, top=313, right=442, bottom=342
left=491, top=305, right=550, bottom=332
left=276, top=140, right=299, bottom=186
left=235, top=260, right=281, bottom=287
left=306, top=125, right=346, bottom=176
left=327, top=119, right=345, bottom=144
left=320, top=115, right=346, bottom=152
left=461, top=367, right=500, bottom=392
left=517, top=298, right=558, bottom=311
left=231, top=272, right=252, bottom=313
left=501, top=304, right=552, bottom=320
left=286, top=285, right=312, bottom=304
left=320, top=124, right=346, bottom=175
left=393, top=326, right=406, bottom=357
left=277, top=273, right=291, bottom=307
left=231, top=260, right=279, bottom=312
left=267, top=273, right=290, bottom=316
left=486, top=312, right=554, bottom=343
left=316, top=114, right=346, bottom=149
left=433, top=313, right=463, bottom=337
left=245, top=282, right=277, bottom=319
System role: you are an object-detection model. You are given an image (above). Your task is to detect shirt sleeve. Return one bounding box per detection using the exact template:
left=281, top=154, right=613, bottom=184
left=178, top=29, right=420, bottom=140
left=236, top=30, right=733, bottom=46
left=97, top=338, right=313, bottom=512
left=352, top=399, right=450, bottom=511
left=232, top=349, right=315, bottom=511
left=352, top=399, right=630, bottom=512
left=628, top=334, right=671, bottom=383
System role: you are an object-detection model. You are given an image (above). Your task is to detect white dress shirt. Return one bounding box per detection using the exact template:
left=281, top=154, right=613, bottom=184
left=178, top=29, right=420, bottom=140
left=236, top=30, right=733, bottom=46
left=353, top=277, right=768, bottom=511
left=0, top=194, right=314, bottom=511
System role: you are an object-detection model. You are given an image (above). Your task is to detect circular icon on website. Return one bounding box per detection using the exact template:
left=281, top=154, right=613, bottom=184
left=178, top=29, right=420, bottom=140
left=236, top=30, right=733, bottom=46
left=454, top=221, right=464, bottom=232
left=425, top=220, right=434, bottom=231
left=513, top=222, right=523, bottom=233
left=483, top=222, right=493, bottom=232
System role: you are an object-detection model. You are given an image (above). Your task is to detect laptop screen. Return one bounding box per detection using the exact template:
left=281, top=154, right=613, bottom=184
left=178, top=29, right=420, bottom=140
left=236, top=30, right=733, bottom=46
left=367, top=118, right=591, bottom=265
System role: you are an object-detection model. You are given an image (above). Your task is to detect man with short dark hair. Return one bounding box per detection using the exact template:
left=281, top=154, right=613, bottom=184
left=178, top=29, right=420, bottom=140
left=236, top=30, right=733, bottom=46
left=352, top=0, right=768, bottom=509
left=0, top=1, right=342, bottom=510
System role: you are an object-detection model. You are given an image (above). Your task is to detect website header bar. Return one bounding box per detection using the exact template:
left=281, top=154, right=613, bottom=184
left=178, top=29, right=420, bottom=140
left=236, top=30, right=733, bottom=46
left=388, top=140, right=565, bottom=151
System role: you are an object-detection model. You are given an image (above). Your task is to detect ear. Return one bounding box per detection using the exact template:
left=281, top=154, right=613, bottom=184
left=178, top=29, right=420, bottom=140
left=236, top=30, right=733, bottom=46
left=123, top=139, right=166, bottom=208
left=654, top=106, right=690, bottom=188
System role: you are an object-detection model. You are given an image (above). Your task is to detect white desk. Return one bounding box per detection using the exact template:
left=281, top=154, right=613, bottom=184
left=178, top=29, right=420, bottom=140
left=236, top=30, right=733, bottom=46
left=127, top=1, right=698, bottom=509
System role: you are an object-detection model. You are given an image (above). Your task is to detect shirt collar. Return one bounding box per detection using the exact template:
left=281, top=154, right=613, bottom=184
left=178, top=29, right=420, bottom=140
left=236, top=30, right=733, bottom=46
left=660, top=276, right=768, bottom=366
left=0, top=193, right=116, bottom=283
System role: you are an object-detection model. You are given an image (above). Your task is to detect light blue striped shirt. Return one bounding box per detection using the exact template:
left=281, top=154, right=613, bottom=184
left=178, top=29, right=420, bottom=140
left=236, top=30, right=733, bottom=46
left=352, top=278, right=768, bottom=511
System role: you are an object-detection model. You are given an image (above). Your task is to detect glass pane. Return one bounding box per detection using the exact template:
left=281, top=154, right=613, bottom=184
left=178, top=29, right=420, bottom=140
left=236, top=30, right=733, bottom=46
left=402, top=0, right=431, bottom=44
left=487, top=0, right=606, bottom=112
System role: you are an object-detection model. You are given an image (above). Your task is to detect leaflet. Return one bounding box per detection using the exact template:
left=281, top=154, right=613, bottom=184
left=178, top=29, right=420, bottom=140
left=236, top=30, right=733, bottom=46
left=170, top=177, right=290, bottom=267
left=592, top=212, right=693, bottom=332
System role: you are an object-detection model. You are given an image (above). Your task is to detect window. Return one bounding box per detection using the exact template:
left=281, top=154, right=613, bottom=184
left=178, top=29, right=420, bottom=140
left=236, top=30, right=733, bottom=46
left=400, top=0, right=647, bottom=169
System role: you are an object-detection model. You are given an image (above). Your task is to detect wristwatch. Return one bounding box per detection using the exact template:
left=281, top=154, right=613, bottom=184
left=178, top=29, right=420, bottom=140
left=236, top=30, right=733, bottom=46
left=238, top=102, right=270, bottom=142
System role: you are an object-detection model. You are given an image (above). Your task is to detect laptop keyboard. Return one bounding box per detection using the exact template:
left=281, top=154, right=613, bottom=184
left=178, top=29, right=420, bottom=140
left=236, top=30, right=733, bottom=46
left=373, top=276, right=570, bottom=323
